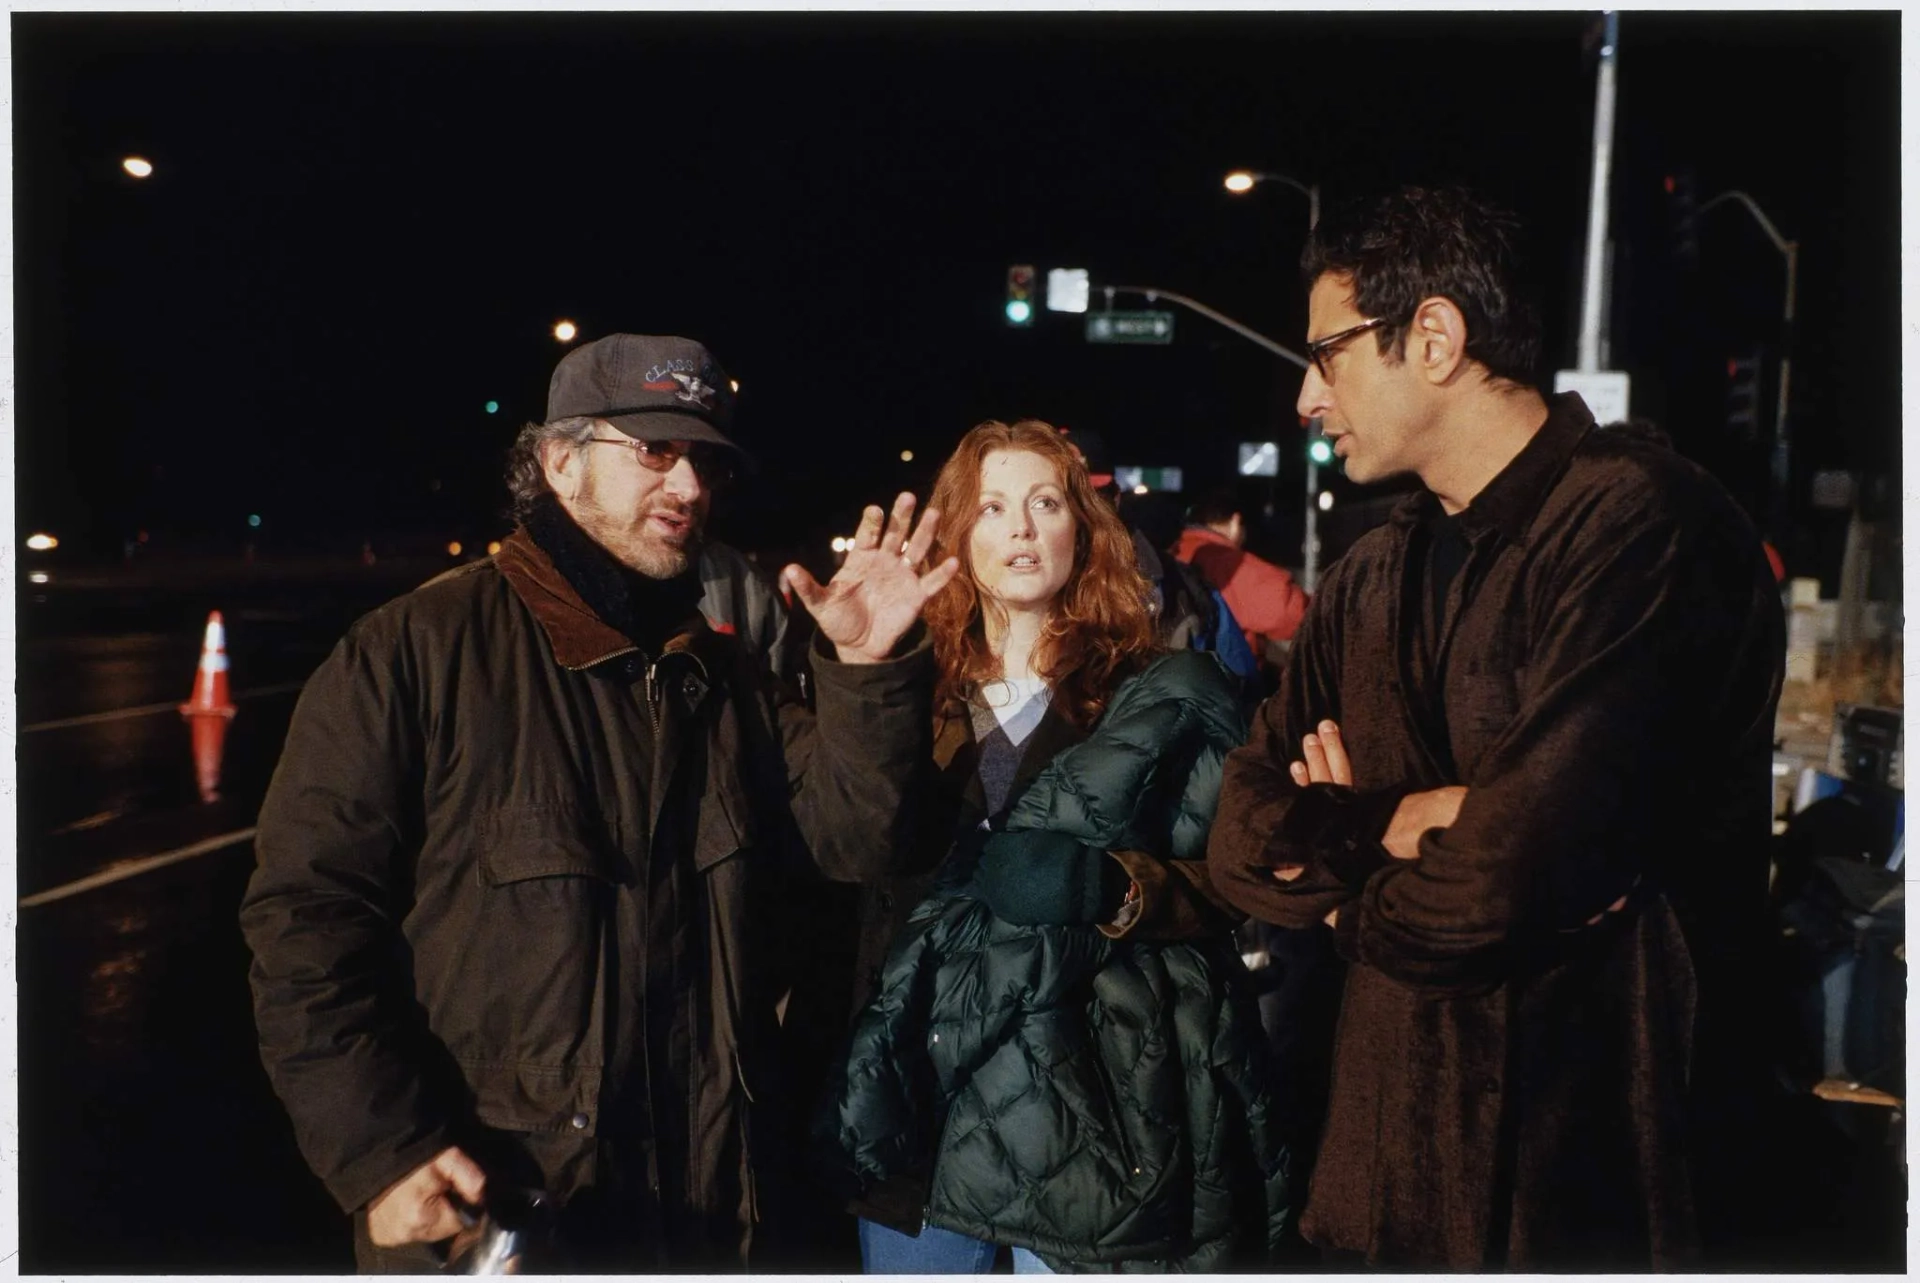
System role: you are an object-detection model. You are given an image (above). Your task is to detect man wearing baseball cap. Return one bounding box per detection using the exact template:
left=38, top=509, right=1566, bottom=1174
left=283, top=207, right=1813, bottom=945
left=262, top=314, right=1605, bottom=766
left=243, top=334, right=959, bottom=1270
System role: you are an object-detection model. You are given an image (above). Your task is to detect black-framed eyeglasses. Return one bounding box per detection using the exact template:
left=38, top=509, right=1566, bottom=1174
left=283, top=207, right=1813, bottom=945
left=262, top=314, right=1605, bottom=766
left=586, top=438, right=736, bottom=488
left=1305, top=317, right=1394, bottom=382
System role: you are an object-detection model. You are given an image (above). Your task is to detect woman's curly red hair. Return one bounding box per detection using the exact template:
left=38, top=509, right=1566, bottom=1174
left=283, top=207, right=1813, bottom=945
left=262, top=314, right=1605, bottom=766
left=922, top=419, right=1161, bottom=727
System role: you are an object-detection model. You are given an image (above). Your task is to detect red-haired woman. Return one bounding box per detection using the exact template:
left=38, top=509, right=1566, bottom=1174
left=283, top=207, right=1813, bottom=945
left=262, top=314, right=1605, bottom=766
left=818, top=420, right=1291, bottom=1273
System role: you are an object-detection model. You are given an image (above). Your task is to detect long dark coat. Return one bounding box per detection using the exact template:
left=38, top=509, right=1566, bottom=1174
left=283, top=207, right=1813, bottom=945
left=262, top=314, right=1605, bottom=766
left=1207, top=399, right=1785, bottom=1269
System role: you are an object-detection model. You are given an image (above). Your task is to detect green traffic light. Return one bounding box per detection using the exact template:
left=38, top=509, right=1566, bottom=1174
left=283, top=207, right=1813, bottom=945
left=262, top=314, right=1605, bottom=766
left=1005, top=299, right=1033, bottom=325
left=485, top=400, right=500, bottom=415
left=1308, top=438, right=1334, bottom=466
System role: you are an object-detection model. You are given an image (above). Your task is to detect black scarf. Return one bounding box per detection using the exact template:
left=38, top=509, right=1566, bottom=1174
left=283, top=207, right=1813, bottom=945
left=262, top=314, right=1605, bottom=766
left=523, top=494, right=704, bottom=655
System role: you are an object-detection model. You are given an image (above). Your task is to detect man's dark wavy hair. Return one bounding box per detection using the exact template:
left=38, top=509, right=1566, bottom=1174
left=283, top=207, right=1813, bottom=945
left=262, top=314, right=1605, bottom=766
left=1301, top=185, right=1542, bottom=386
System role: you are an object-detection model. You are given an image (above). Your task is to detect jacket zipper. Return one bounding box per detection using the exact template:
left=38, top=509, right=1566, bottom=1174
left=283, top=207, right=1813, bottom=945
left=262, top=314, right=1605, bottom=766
left=645, top=660, right=661, bottom=734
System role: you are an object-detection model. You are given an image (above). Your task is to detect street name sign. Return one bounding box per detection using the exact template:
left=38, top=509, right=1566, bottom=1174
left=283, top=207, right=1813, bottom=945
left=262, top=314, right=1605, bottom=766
left=1087, top=310, right=1175, bottom=345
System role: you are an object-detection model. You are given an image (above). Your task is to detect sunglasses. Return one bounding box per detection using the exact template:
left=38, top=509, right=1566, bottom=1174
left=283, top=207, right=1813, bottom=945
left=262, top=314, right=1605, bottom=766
left=586, top=438, right=736, bottom=488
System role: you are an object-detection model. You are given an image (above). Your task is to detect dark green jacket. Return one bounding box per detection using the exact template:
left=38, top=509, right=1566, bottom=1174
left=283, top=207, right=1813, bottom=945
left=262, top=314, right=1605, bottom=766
left=240, top=529, right=934, bottom=1269
left=820, top=652, right=1291, bottom=1271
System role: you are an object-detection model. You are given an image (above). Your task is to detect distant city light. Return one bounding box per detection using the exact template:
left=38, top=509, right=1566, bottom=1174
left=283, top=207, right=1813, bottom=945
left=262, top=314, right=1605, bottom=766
left=900, top=450, right=914, bottom=463
left=1318, top=490, right=1335, bottom=512
left=485, top=400, right=500, bottom=414
left=122, top=156, right=154, bottom=179
left=729, top=379, right=740, bottom=394
left=830, top=536, right=850, bottom=554
left=25, top=533, right=57, bottom=551
left=1308, top=438, right=1334, bottom=466
left=1223, top=170, right=1256, bottom=194
left=1004, top=299, right=1032, bottom=325
left=487, top=540, right=502, bottom=556
left=247, top=514, right=262, bottom=528
left=447, top=541, right=463, bottom=557
left=553, top=320, right=578, bottom=342
left=29, top=572, right=49, bottom=585
left=1132, top=484, right=1150, bottom=495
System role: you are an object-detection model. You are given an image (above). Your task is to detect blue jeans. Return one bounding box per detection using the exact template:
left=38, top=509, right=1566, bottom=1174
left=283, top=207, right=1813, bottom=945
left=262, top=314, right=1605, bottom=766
left=858, top=1217, right=1054, bottom=1273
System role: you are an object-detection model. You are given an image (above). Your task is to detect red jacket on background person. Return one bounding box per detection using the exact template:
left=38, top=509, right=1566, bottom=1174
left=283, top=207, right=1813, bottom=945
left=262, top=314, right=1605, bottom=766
left=1174, top=525, right=1309, bottom=655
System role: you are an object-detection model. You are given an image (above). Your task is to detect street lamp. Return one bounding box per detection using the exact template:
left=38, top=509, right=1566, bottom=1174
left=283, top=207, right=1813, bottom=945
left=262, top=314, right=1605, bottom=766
left=1222, top=169, right=1320, bottom=230
left=553, top=319, right=578, bottom=343
left=1699, top=189, right=1797, bottom=539
left=1226, top=168, right=1326, bottom=590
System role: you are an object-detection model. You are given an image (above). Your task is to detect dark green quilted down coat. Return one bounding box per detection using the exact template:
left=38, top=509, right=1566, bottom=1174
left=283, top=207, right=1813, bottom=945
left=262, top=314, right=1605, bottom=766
left=820, top=652, right=1292, bottom=1271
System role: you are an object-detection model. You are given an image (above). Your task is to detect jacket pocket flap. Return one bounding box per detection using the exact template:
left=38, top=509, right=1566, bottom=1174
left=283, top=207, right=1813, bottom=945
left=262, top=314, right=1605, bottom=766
left=478, top=806, right=618, bottom=885
left=460, top=1058, right=601, bottom=1135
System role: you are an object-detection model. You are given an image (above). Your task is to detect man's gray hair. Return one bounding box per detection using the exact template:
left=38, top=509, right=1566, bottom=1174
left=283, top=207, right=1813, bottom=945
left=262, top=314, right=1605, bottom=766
left=504, top=416, right=599, bottom=522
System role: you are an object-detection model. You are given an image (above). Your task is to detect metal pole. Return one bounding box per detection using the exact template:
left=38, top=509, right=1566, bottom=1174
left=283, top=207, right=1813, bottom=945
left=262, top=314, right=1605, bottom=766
left=1102, top=285, right=1310, bottom=368
left=1771, top=241, right=1798, bottom=538
left=1304, top=452, right=1321, bottom=593
left=1576, top=11, right=1619, bottom=372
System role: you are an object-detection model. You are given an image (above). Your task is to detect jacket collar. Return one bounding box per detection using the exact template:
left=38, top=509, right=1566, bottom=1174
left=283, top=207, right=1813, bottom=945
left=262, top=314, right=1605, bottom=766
left=495, top=526, right=722, bottom=674
left=1389, top=391, right=1595, bottom=543
left=1178, top=526, right=1234, bottom=551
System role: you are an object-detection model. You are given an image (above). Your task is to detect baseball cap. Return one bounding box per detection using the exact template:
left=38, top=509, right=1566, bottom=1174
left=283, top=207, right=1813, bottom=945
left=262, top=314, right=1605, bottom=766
left=546, top=334, right=742, bottom=454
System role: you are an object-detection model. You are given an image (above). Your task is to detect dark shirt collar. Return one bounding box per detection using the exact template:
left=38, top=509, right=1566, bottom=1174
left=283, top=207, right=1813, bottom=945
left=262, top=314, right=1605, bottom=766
left=1390, top=391, right=1595, bottom=542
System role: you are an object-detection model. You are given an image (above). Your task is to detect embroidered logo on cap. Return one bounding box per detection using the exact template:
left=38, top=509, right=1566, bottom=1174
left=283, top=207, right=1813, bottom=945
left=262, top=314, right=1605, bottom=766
left=671, top=371, right=717, bottom=410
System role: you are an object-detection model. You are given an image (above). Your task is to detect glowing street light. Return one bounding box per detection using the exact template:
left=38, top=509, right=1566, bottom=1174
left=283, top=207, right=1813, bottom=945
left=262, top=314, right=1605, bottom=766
left=900, top=450, right=914, bottom=463
left=25, top=533, right=58, bottom=551
left=447, top=541, right=464, bottom=557
left=122, top=157, right=154, bottom=179
left=553, top=320, right=578, bottom=343
left=1318, top=490, right=1335, bottom=512
left=1222, top=169, right=1320, bottom=229
left=729, top=379, right=741, bottom=393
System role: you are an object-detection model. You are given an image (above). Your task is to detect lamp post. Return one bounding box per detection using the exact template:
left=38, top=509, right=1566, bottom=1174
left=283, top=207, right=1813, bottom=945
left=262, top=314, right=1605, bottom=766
left=1225, top=168, right=1324, bottom=589
left=1223, top=169, right=1320, bottom=230
left=1699, top=189, right=1797, bottom=541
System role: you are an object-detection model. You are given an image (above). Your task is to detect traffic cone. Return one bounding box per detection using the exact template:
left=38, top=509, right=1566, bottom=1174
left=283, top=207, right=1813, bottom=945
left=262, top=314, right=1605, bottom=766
left=181, top=610, right=236, bottom=803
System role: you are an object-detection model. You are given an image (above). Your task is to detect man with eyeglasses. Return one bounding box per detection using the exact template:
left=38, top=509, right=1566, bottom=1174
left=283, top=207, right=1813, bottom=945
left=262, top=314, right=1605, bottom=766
left=242, top=334, right=959, bottom=1271
left=1207, top=188, right=1784, bottom=1269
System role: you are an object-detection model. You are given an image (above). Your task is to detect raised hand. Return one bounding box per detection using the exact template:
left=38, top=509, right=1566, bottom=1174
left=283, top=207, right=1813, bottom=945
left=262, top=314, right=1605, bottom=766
left=782, top=492, right=962, bottom=664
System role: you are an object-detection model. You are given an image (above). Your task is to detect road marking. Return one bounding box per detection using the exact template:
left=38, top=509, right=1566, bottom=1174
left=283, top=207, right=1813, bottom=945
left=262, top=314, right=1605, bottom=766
left=18, top=828, right=258, bottom=908
left=19, top=681, right=309, bottom=734
left=48, top=806, right=136, bottom=836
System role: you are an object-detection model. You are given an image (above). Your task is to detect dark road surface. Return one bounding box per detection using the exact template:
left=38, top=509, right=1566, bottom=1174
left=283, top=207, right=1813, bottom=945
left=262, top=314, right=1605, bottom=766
left=16, top=562, right=444, bottom=1274
left=12, top=559, right=1908, bottom=1274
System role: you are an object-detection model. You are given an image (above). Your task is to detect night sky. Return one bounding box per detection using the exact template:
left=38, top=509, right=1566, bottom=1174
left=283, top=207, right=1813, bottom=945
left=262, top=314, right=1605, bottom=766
left=13, top=10, right=1901, bottom=581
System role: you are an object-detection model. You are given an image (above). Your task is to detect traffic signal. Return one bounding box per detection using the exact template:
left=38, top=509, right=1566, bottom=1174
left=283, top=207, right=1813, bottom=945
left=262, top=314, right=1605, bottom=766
left=1306, top=417, right=1333, bottom=466
left=1005, top=264, right=1036, bottom=327
left=1726, top=350, right=1763, bottom=439
left=1665, top=169, right=1700, bottom=265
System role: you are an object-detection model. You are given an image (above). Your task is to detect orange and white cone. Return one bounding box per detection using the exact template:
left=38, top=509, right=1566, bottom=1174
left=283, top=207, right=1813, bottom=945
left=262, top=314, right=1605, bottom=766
left=181, top=610, right=236, bottom=802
